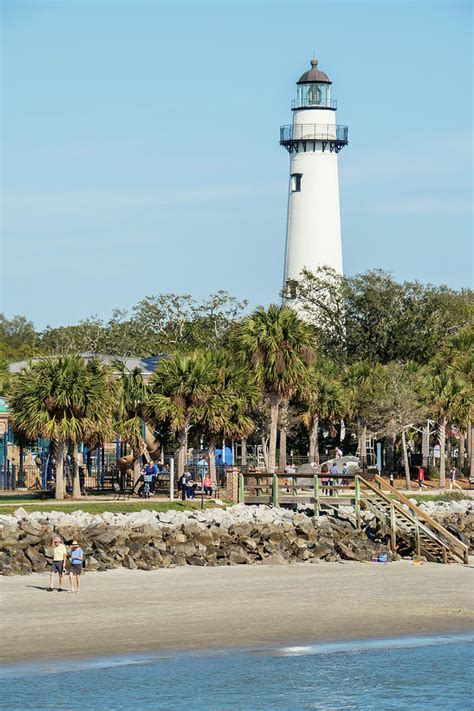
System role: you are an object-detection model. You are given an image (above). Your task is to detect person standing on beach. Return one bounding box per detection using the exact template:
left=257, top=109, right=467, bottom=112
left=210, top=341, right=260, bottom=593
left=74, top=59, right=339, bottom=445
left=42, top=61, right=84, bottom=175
left=49, top=536, right=68, bottom=592
left=68, top=541, right=83, bottom=593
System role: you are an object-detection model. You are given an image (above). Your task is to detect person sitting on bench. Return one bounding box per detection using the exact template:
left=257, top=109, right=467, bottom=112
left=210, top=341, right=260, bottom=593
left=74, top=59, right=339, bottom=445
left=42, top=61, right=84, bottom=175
left=203, top=474, right=213, bottom=497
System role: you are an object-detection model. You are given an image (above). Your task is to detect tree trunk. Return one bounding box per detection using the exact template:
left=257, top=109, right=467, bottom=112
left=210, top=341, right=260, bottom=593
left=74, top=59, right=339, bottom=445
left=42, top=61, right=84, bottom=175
left=358, top=418, right=367, bottom=469
left=469, top=422, right=474, bottom=479
left=261, top=436, right=269, bottom=471
left=446, top=426, right=452, bottom=468
left=439, top=417, right=447, bottom=488
left=386, top=435, right=395, bottom=473
left=459, top=431, right=465, bottom=474
left=268, top=392, right=280, bottom=474
left=241, top=438, right=247, bottom=467
left=308, top=415, right=319, bottom=464
left=71, top=443, right=82, bottom=499
left=54, top=440, right=67, bottom=500
left=401, top=430, right=411, bottom=490
left=208, top=437, right=217, bottom=484
left=279, top=427, right=287, bottom=472
left=177, top=426, right=187, bottom=478
left=421, top=422, right=429, bottom=469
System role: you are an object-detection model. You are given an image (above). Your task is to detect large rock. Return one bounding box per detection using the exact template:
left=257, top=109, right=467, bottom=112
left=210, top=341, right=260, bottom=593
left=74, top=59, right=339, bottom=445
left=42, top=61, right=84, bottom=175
left=3, top=500, right=471, bottom=575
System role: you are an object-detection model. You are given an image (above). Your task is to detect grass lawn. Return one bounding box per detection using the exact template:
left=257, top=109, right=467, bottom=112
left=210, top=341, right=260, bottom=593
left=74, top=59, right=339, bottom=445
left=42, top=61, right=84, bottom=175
left=0, top=499, right=224, bottom=516
left=407, top=491, right=471, bottom=503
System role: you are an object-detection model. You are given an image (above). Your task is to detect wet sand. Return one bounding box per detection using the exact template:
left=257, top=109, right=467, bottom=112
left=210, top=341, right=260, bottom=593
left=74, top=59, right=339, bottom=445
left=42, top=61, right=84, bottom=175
left=1, top=561, right=473, bottom=664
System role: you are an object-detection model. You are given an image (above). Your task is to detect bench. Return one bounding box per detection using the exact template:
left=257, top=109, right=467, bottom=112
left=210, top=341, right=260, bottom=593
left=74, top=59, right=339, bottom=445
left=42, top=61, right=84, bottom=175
left=37, top=489, right=55, bottom=500
left=112, top=481, right=133, bottom=500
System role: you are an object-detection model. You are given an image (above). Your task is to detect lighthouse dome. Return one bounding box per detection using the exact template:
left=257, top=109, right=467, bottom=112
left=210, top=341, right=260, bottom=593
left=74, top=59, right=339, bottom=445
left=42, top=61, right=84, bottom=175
left=297, top=58, right=331, bottom=84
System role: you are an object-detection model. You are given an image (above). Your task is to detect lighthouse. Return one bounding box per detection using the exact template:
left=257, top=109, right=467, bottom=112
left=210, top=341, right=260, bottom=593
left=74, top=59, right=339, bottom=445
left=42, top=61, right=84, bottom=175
left=281, top=58, right=348, bottom=289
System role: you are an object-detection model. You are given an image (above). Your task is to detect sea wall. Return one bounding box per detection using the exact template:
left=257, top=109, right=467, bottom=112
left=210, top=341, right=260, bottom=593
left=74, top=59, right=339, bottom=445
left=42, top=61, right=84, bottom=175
left=0, top=501, right=471, bottom=576
left=0, top=505, right=395, bottom=575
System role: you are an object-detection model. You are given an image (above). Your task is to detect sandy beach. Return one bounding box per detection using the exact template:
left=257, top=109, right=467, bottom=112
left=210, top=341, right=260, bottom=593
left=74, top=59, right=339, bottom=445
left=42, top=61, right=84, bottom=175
left=1, top=561, right=473, bottom=664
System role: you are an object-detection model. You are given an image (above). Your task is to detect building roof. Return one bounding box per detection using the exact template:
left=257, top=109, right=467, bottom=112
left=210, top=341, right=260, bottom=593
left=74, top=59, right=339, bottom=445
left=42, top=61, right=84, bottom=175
left=0, top=397, right=9, bottom=414
left=8, top=354, right=164, bottom=379
left=297, top=58, right=331, bottom=85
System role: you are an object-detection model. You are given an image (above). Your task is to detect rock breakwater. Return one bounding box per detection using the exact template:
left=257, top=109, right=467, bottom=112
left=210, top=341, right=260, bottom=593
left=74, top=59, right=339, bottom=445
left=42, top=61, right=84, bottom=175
left=0, top=505, right=396, bottom=576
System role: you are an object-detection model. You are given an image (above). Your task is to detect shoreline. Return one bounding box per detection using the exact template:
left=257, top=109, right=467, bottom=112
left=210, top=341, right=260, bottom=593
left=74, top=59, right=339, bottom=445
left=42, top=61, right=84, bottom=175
left=1, top=561, right=473, bottom=665
left=1, top=631, right=473, bottom=674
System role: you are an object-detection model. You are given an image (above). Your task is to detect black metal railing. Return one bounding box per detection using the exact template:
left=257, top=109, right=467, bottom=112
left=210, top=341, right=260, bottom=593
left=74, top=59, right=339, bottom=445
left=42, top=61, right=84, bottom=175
left=292, top=98, right=337, bottom=110
left=280, top=124, right=349, bottom=144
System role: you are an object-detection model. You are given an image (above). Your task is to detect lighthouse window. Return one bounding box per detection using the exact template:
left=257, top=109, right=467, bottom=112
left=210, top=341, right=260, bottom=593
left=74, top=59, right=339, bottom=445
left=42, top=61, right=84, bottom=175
left=291, top=173, right=302, bottom=192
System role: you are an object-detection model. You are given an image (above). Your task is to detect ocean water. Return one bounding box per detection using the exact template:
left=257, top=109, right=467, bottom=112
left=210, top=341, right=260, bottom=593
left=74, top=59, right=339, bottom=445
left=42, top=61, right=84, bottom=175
left=0, top=634, right=472, bottom=710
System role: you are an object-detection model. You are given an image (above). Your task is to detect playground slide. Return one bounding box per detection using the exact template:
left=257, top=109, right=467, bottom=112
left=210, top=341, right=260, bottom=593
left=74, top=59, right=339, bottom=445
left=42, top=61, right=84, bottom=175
left=117, top=429, right=161, bottom=471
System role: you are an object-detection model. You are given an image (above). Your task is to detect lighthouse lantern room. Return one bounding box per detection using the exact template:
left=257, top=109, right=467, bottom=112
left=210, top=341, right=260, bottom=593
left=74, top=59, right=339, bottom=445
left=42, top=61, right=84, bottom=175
left=281, top=58, right=348, bottom=290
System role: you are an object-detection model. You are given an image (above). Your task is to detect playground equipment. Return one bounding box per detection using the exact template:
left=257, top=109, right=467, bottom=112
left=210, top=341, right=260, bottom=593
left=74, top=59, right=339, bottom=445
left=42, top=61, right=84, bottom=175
left=117, top=427, right=161, bottom=471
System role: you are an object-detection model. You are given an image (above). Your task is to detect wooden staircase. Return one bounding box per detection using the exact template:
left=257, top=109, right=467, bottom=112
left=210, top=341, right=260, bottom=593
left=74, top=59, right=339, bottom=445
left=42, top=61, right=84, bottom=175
left=357, top=475, right=469, bottom=564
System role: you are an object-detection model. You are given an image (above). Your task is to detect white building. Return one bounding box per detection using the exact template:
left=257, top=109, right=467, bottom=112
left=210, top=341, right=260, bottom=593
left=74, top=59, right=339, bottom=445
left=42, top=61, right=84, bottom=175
left=281, top=58, right=348, bottom=290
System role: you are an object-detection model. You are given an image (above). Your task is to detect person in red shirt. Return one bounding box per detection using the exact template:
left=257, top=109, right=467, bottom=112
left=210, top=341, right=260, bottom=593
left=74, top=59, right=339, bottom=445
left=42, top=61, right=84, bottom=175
left=417, top=466, right=426, bottom=489
left=203, top=475, right=213, bottom=497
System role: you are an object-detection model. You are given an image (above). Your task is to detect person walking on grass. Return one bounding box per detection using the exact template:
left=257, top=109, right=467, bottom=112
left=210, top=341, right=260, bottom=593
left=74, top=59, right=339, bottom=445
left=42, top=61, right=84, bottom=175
left=68, top=541, right=83, bottom=593
left=449, top=466, right=462, bottom=491
left=417, top=466, right=427, bottom=490
left=49, top=536, right=68, bottom=592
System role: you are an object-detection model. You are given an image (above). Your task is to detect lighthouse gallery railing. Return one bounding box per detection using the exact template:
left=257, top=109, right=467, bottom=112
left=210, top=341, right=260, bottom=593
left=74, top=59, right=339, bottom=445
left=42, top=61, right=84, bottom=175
left=280, top=124, right=349, bottom=144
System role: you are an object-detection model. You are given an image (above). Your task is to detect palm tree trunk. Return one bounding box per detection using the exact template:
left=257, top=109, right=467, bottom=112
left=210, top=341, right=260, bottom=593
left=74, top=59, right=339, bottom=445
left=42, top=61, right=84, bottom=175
left=421, top=422, right=429, bottom=469
left=261, top=436, right=269, bottom=470
left=268, top=392, right=279, bottom=474
left=177, top=426, right=187, bottom=478
left=71, top=443, right=82, bottom=499
left=446, top=426, right=452, bottom=468
left=358, top=417, right=367, bottom=469
left=459, top=431, right=465, bottom=474
left=308, top=415, right=319, bottom=464
left=439, top=417, right=447, bottom=488
left=401, top=430, right=411, bottom=490
left=54, top=440, right=67, bottom=500
left=469, top=422, right=474, bottom=479
left=208, top=437, right=217, bottom=484
left=278, top=427, right=287, bottom=472
left=241, top=438, right=247, bottom=467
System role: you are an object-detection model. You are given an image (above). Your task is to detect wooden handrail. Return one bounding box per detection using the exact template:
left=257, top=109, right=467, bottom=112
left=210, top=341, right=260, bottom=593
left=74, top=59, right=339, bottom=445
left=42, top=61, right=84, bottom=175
left=373, top=475, right=469, bottom=561
left=359, top=475, right=467, bottom=563
left=358, top=476, right=456, bottom=551
left=240, top=472, right=359, bottom=480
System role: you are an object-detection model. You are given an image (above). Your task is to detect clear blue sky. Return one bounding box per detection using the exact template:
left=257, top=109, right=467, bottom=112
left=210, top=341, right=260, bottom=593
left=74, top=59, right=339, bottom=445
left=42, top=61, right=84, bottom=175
left=1, top=0, right=472, bottom=328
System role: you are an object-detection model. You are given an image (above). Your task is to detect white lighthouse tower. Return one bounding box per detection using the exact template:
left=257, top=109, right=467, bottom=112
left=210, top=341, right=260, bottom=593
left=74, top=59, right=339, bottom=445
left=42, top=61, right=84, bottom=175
left=281, top=58, right=348, bottom=289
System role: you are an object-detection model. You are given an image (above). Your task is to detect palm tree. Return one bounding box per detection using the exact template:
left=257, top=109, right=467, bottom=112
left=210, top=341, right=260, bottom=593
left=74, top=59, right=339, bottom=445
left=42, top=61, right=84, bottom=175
left=148, top=351, right=212, bottom=478
left=197, top=350, right=257, bottom=481
left=423, top=369, right=466, bottom=488
left=114, top=363, right=149, bottom=485
left=299, top=361, right=345, bottom=464
left=9, top=355, right=115, bottom=499
left=233, top=305, right=316, bottom=473
left=344, top=362, right=377, bottom=468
